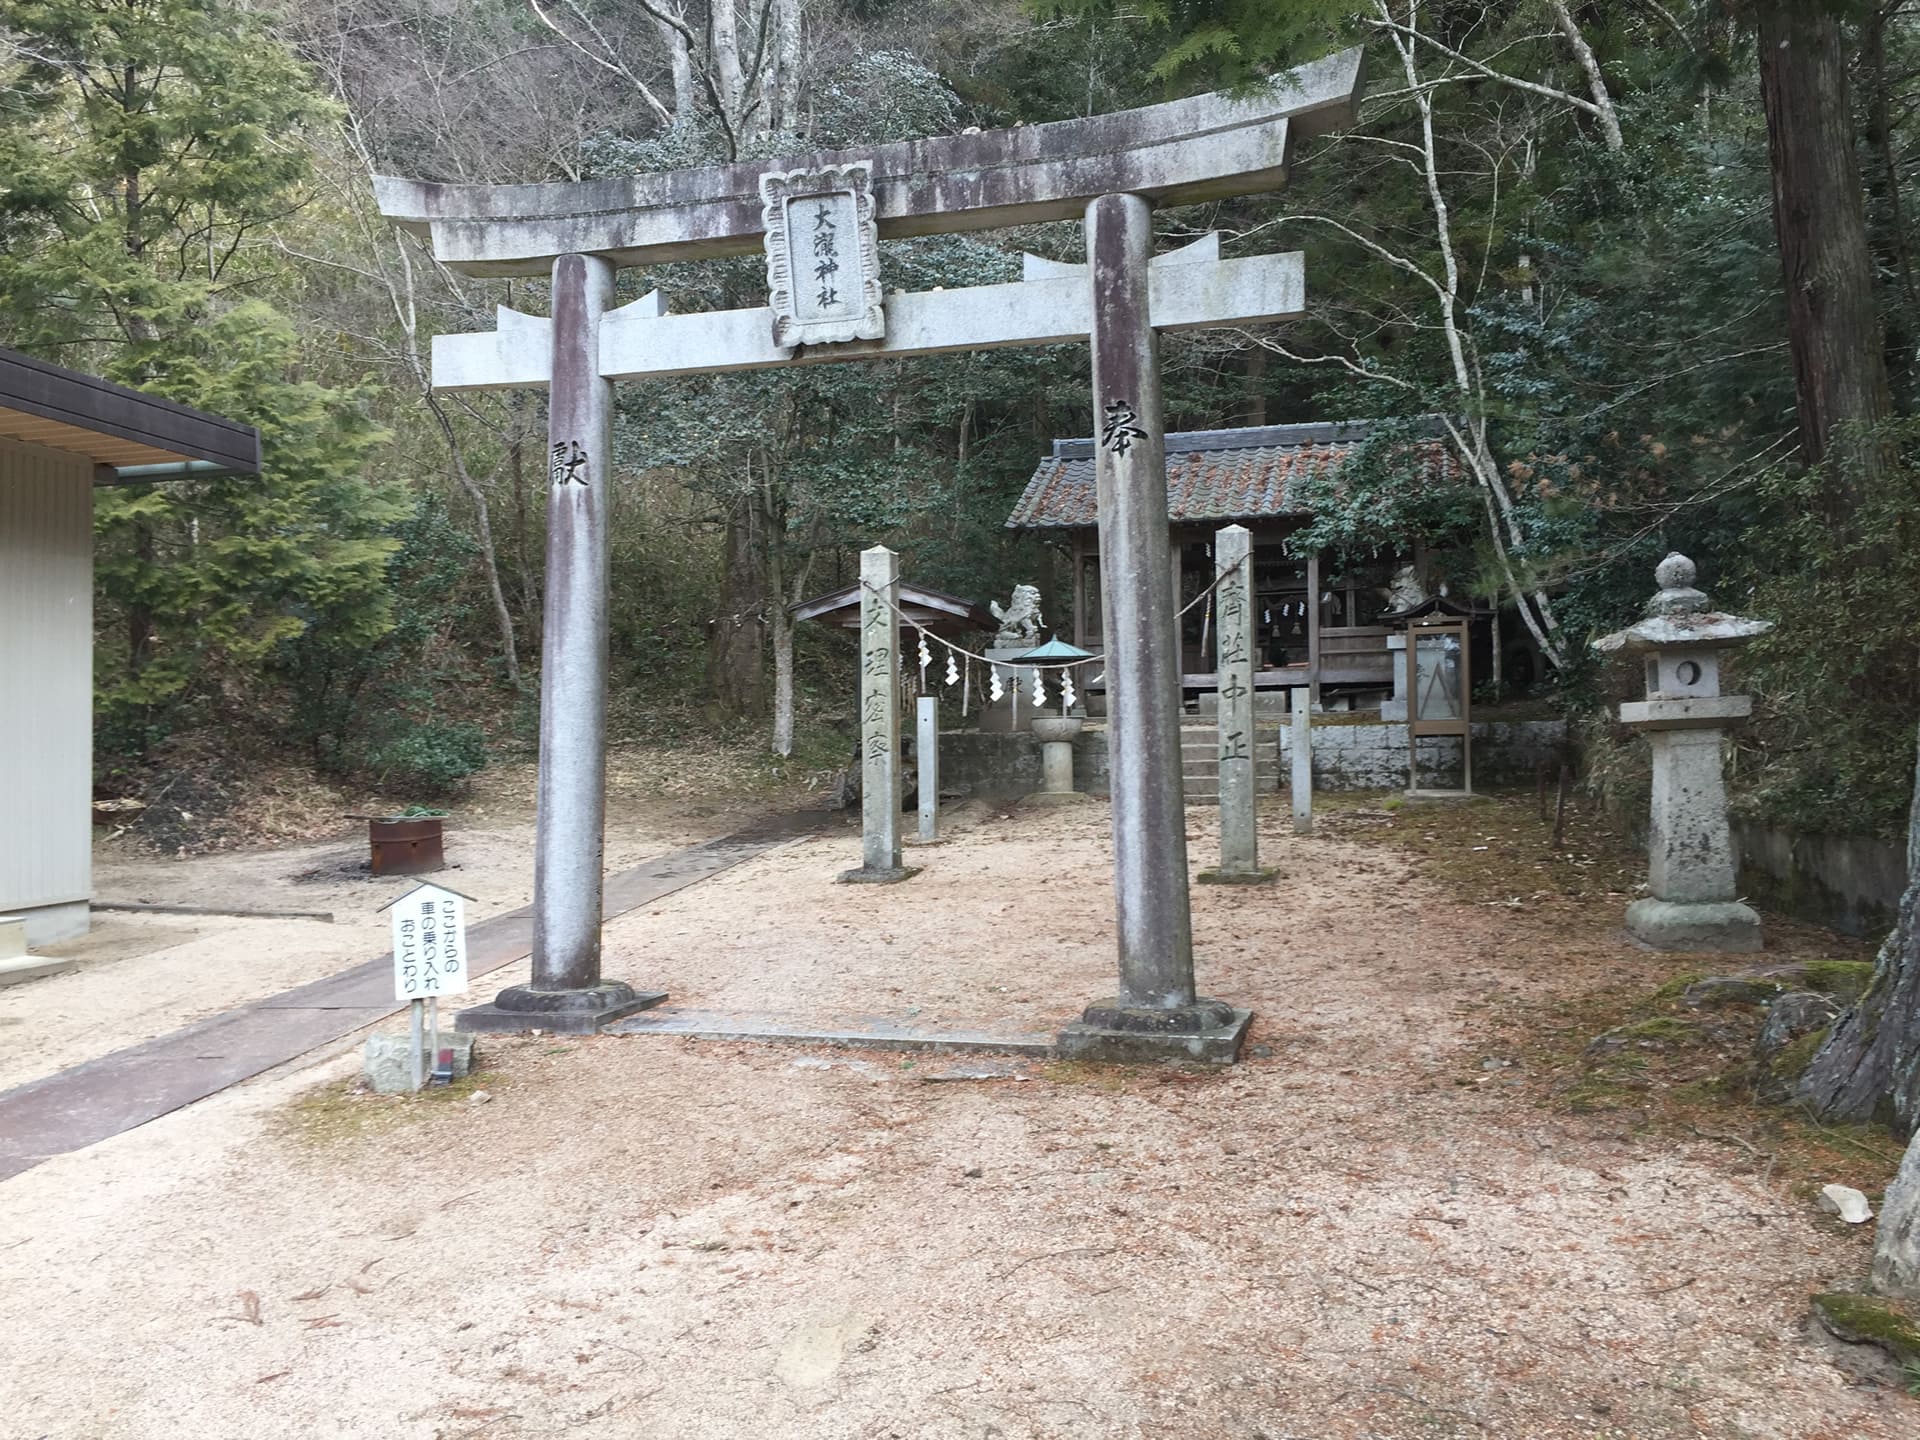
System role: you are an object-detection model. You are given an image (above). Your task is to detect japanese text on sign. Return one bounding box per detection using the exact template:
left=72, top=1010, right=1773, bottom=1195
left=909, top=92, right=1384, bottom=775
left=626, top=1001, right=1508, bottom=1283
left=391, top=885, right=470, bottom=1002
left=759, top=163, right=885, bottom=348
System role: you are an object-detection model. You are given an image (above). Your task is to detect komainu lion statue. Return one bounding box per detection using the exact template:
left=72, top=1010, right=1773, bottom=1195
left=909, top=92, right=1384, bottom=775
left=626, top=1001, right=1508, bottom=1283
left=990, top=584, right=1043, bottom=647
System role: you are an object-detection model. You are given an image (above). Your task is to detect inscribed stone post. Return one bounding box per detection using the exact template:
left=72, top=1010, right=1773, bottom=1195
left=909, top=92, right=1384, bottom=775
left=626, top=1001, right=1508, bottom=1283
left=1291, top=694, right=1313, bottom=836
left=1056, top=195, right=1250, bottom=1063
left=458, top=253, right=660, bottom=1035
left=1201, top=525, right=1269, bottom=883
left=841, top=546, right=913, bottom=883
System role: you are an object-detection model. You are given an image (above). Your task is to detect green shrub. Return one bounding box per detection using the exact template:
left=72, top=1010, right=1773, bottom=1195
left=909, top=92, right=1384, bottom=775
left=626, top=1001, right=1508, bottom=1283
left=356, top=722, right=487, bottom=794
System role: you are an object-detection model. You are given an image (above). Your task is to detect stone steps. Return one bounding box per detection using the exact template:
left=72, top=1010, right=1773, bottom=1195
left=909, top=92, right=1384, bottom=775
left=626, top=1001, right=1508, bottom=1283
left=1179, top=725, right=1280, bottom=803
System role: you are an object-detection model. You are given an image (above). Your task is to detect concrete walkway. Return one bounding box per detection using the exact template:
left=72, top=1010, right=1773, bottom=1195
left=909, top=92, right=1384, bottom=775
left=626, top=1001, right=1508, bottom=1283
left=0, top=810, right=827, bottom=1181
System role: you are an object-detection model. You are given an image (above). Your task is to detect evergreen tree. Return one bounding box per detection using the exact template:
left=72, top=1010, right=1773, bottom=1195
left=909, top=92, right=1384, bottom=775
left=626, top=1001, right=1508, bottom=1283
left=0, top=0, right=403, bottom=752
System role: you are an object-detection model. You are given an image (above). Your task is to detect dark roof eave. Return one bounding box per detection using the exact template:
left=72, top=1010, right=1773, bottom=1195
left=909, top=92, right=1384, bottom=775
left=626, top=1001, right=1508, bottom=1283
left=0, top=347, right=261, bottom=472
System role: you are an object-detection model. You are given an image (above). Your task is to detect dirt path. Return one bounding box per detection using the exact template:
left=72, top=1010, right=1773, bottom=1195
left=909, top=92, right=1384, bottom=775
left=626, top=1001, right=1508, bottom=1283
left=0, top=797, right=1910, bottom=1439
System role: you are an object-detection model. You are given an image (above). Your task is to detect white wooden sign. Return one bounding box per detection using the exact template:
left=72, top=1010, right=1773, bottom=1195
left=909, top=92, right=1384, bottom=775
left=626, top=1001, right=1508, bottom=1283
left=390, top=883, right=470, bottom=1002
left=758, top=162, right=884, bottom=348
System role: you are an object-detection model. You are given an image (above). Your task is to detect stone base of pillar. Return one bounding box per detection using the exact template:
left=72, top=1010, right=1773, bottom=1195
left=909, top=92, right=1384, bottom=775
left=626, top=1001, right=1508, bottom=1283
left=901, top=835, right=949, bottom=848
left=1625, top=897, right=1762, bottom=953
left=1055, top=997, right=1253, bottom=1064
left=1197, top=867, right=1275, bottom=886
left=836, top=864, right=920, bottom=884
left=456, top=981, right=666, bottom=1035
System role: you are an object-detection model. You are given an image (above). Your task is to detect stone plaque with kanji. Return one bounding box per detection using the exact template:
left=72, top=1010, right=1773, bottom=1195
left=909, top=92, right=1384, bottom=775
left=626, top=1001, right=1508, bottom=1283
left=759, top=162, right=885, bottom=348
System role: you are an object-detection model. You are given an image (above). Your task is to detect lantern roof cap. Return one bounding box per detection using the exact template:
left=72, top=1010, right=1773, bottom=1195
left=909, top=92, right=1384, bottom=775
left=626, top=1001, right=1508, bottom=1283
left=1011, top=634, right=1097, bottom=663
left=1593, top=553, right=1772, bottom=655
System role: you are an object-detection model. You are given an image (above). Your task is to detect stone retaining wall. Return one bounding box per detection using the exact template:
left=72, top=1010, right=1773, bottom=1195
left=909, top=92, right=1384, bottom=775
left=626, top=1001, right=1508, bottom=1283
left=930, top=718, right=1566, bottom=800
left=1731, top=822, right=1906, bottom=940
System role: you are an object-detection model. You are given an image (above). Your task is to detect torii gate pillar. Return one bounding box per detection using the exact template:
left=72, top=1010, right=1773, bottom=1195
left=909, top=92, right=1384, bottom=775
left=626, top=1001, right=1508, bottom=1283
left=1056, top=194, right=1251, bottom=1063
left=382, top=48, right=1368, bottom=1048
left=458, top=254, right=662, bottom=1035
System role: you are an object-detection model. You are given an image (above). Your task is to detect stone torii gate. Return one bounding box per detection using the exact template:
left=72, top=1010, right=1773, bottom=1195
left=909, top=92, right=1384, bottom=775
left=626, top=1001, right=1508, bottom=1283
left=377, top=49, right=1363, bottom=1056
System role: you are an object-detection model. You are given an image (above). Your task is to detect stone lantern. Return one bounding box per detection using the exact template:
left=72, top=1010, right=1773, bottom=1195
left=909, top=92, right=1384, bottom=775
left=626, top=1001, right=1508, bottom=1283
left=1014, top=634, right=1095, bottom=804
left=1594, top=554, right=1772, bottom=952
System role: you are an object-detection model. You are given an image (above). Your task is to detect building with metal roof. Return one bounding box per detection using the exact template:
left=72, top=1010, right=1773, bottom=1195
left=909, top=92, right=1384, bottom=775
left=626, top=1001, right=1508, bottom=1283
left=1, top=349, right=261, bottom=953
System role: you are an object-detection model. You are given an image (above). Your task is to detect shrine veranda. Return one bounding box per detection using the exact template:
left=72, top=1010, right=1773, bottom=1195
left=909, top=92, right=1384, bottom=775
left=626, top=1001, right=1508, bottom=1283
left=376, top=50, right=1366, bottom=1060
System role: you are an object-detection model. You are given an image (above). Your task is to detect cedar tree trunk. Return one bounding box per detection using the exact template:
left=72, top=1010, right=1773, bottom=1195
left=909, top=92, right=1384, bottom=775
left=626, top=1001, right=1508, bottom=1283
left=1755, top=1, right=1893, bottom=504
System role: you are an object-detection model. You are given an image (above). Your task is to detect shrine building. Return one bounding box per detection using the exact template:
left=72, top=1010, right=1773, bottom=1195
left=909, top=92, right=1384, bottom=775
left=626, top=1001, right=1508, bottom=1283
left=1006, top=418, right=1496, bottom=712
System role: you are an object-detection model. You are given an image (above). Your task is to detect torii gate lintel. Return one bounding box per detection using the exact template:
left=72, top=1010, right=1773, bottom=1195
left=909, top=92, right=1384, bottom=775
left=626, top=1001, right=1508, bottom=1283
left=384, top=50, right=1365, bottom=1056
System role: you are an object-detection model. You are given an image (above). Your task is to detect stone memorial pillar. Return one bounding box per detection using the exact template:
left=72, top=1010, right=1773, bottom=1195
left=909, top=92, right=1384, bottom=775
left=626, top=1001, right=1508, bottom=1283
left=461, top=255, right=661, bottom=1034
left=1291, top=694, right=1314, bottom=836
left=841, top=545, right=914, bottom=883
left=1201, top=525, right=1270, bottom=883
left=1595, top=554, right=1771, bottom=952
left=1057, top=194, right=1251, bottom=1062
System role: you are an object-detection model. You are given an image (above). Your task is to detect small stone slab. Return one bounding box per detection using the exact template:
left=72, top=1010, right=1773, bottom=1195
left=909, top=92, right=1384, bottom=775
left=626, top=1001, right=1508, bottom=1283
left=362, top=1030, right=476, bottom=1093
left=455, top=986, right=667, bottom=1036
left=607, top=1007, right=1052, bottom=1057
left=0, top=957, right=78, bottom=989
left=1196, top=867, right=1276, bottom=886
left=835, top=864, right=921, bottom=885
left=1056, top=998, right=1254, bottom=1065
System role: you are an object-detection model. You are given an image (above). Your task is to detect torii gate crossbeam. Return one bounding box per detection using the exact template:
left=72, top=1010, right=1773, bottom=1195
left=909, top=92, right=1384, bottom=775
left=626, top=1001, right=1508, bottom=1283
left=383, top=50, right=1364, bottom=1059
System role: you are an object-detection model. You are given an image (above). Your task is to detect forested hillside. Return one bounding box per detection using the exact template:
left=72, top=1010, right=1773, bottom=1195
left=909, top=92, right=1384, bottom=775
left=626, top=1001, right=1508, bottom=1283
left=3, top=0, right=1916, bottom=841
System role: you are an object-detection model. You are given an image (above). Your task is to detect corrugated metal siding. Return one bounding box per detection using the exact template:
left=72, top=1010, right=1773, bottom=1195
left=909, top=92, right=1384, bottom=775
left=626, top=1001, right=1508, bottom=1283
left=0, top=438, right=93, bottom=914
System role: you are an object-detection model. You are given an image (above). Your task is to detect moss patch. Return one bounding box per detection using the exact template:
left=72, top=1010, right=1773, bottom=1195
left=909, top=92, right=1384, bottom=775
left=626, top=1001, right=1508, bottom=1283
left=1812, top=1292, right=1920, bottom=1366
left=1801, top=960, right=1876, bottom=1003
left=1648, top=972, right=1706, bottom=1004
left=1772, top=1025, right=1830, bottom=1081
left=274, top=1068, right=499, bottom=1152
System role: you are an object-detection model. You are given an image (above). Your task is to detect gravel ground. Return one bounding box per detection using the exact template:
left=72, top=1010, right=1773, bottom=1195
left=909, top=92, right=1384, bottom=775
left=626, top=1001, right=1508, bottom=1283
left=0, top=797, right=1911, bottom=1439
left=0, top=778, right=767, bottom=1092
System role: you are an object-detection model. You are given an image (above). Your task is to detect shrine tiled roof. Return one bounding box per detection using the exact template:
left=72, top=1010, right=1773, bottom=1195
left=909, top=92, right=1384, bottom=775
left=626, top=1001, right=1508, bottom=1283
left=1005, top=419, right=1456, bottom=529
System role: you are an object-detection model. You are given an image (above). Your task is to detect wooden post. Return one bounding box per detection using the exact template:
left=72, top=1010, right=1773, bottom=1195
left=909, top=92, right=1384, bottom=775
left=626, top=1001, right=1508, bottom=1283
left=1072, top=533, right=1087, bottom=648
left=1170, top=538, right=1186, bottom=712
left=1306, top=550, right=1323, bottom=712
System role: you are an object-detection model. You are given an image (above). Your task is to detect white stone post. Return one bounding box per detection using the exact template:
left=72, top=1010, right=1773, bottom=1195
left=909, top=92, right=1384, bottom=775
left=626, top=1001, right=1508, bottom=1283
left=459, top=254, right=659, bottom=1034
left=1056, top=194, right=1250, bottom=1063
left=841, top=545, right=913, bottom=883
left=1291, top=693, right=1313, bottom=836
left=1201, top=525, right=1269, bottom=883
left=914, top=695, right=940, bottom=845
